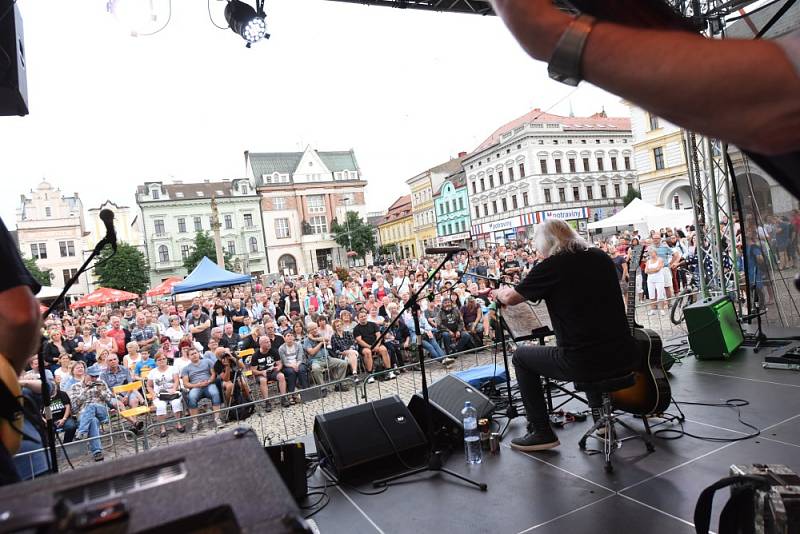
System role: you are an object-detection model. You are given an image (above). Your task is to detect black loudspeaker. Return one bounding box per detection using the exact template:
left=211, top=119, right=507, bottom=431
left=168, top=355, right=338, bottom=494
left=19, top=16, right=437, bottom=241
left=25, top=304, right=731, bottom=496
left=0, top=0, right=28, bottom=116
left=408, top=374, right=496, bottom=445
left=0, top=429, right=310, bottom=533
left=266, top=442, right=308, bottom=504
left=313, top=395, right=427, bottom=482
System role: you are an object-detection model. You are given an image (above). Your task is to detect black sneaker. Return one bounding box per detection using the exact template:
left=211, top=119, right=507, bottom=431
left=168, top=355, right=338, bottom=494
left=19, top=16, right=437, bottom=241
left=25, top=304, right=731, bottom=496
left=93, top=451, right=104, bottom=462
left=510, top=430, right=560, bottom=452
left=265, top=401, right=273, bottom=413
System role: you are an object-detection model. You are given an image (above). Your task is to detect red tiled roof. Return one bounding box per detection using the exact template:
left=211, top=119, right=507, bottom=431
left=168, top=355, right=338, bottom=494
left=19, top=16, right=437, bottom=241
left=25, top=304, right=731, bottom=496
left=471, top=108, right=631, bottom=154
left=382, top=195, right=412, bottom=223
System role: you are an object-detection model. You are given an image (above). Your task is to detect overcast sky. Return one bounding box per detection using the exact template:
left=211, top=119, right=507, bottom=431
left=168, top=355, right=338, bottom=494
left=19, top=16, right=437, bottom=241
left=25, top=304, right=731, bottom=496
left=1, top=0, right=629, bottom=226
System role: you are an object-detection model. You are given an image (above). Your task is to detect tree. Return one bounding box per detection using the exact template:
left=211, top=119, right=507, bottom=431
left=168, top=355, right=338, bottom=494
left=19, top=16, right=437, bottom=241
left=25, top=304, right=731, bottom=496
left=94, top=242, right=150, bottom=295
left=623, top=186, right=642, bottom=206
left=183, top=231, right=232, bottom=273
left=331, top=212, right=376, bottom=260
left=23, top=257, right=51, bottom=286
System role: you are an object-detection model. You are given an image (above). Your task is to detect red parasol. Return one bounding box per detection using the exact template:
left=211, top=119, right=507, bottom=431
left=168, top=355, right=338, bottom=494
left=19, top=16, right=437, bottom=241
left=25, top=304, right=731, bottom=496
left=69, top=287, right=140, bottom=309
left=145, top=276, right=184, bottom=297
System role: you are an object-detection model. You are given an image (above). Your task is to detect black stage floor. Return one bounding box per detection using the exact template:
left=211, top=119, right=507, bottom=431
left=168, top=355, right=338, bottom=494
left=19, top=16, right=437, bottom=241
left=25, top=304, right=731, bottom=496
left=307, top=327, right=800, bottom=534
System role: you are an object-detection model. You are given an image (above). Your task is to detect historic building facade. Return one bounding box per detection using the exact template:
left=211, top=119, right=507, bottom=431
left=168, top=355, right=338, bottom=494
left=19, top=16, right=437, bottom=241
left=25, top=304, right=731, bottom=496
left=406, top=157, right=464, bottom=255
left=378, top=195, right=415, bottom=259
left=433, top=170, right=471, bottom=247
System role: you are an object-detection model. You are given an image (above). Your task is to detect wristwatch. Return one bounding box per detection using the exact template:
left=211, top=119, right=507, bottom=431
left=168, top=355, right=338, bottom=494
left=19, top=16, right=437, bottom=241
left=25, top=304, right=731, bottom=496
left=547, top=14, right=597, bottom=86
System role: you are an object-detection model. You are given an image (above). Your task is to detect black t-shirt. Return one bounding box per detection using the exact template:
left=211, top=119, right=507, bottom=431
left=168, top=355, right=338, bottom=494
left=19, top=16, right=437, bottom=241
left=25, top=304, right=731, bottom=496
left=353, top=321, right=380, bottom=347
left=241, top=334, right=260, bottom=352
left=268, top=334, right=285, bottom=352
left=251, top=349, right=278, bottom=372
left=49, top=390, right=71, bottom=421
left=220, top=332, right=240, bottom=349
left=187, top=313, right=211, bottom=346
left=514, top=248, right=634, bottom=368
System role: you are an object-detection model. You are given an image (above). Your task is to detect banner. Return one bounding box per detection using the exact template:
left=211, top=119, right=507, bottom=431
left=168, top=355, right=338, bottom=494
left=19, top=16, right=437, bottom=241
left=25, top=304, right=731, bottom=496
left=535, top=207, right=589, bottom=223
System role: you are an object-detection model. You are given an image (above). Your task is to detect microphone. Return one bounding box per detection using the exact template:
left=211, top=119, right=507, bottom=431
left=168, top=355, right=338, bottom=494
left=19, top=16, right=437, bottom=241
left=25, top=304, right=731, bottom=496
left=99, top=209, right=117, bottom=252
left=425, top=246, right=466, bottom=255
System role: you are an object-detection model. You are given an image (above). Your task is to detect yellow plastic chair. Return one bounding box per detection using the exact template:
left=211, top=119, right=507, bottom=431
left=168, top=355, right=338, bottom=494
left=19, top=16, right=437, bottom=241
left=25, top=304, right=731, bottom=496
left=111, top=381, right=151, bottom=440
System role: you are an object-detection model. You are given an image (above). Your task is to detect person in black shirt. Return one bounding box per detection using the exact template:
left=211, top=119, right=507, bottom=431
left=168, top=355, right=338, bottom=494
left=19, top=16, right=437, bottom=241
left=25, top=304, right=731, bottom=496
left=239, top=326, right=262, bottom=352
left=219, top=322, right=240, bottom=350
left=248, top=336, right=290, bottom=408
left=187, top=305, right=212, bottom=350
left=495, top=220, right=636, bottom=453
left=49, top=383, right=77, bottom=443
left=352, top=310, right=394, bottom=379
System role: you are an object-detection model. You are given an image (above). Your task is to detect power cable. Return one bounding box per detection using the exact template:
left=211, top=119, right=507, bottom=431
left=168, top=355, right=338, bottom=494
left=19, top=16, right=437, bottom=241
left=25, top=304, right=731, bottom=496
left=208, top=0, right=230, bottom=30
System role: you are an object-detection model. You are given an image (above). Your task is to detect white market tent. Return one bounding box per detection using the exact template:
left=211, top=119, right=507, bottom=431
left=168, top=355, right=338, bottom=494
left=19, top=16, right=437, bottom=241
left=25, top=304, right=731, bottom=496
left=587, top=198, right=694, bottom=231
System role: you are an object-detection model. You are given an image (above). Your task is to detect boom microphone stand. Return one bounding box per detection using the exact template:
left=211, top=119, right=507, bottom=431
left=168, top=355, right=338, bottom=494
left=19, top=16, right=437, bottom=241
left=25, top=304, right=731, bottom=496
left=371, top=249, right=486, bottom=491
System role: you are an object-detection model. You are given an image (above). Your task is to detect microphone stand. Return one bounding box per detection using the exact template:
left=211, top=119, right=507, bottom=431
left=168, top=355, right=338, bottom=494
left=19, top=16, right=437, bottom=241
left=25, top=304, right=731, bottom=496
left=370, top=251, right=486, bottom=491
left=36, top=236, right=115, bottom=474
left=469, top=272, right=521, bottom=439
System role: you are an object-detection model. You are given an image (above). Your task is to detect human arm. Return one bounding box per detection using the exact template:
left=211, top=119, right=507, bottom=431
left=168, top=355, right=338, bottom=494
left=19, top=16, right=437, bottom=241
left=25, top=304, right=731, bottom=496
left=489, top=0, right=800, bottom=155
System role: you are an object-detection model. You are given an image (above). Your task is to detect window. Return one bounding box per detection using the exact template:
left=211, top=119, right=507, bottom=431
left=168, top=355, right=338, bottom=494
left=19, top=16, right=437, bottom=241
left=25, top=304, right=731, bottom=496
left=544, top=189, right=552, bottom=203
left=512, top=195, right=518, bottom=209
left=519, top=163, right=525, bottom=177
left=62, top=268, right=77, bottom=286
left=158, top=245, right=169, bottom=263
left=586, top=186, right=594, bottom=200
left=275, top=218, right=290, bottom=238
left=508, top=167, right=514, bottom=181
left=501, top=198, right=508, bottom=212
left=540, top=160, right=548, bottom=174
left=597, top=158, right=605, bottom=171
left=614, top=183, right=621, bottom=197
left=654, top=147, right=665, bottom=170
left=483, top=204, right=489, bottom=217
left=572, top=186, right=580, bottom=200
left=480, top=178, right=485, bottom=191
left=193, top=217, right=202, bottom=232
left=474, top=206, right=480, bottom=218
left=30, top=243, right=47, bottom=259
left=227, top=240, right=236, bottom=255
left=278, top=254, right=297, bottom=275
left=491, top=200, right=498, bottom=214
left=600, top=184, right=608, bottom=198
left=447, top=223, right=453, bottom=235
left=649, top=114, right=660, bottom=130
left=243, top=213, right=253, bottom=227
left=569, top=159, right=576, bottom=173
left=673, top=194, right=681, bottom=210
left=307, top=195, right=325, bottom=213
left=224, top=214, right=233, bottom=229
left=59, top=240, right=75, bottom=257
left=241, top=184, right=249, bottom=195
left=624, top=156, right=631, bottom=170
left=522, top=192, right=529, bottom=206
left=611, top=157, right=618, bottom=171
left=555, top=160, right=562, bottom=173
left=498, top=170, right=504, bottom=185
left=181, top=244, right=190, bottom=259
left=152, top=189, right=160, bottom=200
left=471, top=181, right=477, bottom=194
left=553, top=139, right=559, bottom=144
left=45, top=207, right=51, bottom=217
left=558, top=187, right=566, bottom=202
left=177, top=218, right=186, bottom=233
left=583, top=157, right=590, bottom=172
left=154, top=219, right=165, bottom=235
left=458, top=197, right=464, bottom=210
left=309, top=215, right=328, bottom=234
left=489, top=175, right=495, bottom=189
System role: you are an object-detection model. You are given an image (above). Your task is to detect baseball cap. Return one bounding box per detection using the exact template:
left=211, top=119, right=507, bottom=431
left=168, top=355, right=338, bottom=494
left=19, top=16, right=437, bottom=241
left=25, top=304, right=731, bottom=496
left=86, top=364, right=103, bottom=377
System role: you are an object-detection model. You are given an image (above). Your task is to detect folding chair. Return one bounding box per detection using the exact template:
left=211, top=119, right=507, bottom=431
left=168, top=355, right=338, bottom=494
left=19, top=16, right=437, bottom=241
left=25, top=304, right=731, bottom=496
left=111, top=380, right=151, bottom=441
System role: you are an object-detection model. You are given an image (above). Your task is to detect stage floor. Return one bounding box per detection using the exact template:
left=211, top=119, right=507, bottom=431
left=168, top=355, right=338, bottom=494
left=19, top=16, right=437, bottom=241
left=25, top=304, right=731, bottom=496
left=308, top=327, right=800, bottom=534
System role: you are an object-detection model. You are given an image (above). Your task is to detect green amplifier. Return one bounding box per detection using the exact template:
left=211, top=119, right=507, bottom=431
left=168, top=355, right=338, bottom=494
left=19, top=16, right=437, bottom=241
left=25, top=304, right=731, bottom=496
left=684, top=295, right=744, bottom=360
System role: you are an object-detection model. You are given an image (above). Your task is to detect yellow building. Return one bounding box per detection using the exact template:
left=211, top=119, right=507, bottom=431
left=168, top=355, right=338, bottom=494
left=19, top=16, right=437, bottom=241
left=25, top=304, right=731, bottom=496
left=378, top=195, right=416, bottom=259
left=406, top=157, right=464, bottom=255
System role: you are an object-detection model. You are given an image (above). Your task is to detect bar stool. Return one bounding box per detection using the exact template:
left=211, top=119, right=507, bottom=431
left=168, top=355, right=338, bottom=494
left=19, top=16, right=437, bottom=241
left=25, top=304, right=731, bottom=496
left=574, top=372, right=655, bottom=473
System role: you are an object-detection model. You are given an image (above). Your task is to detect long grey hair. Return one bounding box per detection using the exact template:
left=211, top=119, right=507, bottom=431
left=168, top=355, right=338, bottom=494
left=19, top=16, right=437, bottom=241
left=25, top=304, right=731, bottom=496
left=534, top=219, right=588, bottom=258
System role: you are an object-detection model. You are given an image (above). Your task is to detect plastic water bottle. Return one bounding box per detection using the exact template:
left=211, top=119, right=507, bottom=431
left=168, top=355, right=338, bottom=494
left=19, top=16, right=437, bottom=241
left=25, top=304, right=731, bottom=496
left=462, top=401, right=482, bottom=464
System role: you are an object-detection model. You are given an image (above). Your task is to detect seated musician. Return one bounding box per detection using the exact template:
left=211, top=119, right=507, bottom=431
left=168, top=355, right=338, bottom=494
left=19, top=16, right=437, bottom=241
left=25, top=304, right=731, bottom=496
left=494, top=220, right=636, bottom=452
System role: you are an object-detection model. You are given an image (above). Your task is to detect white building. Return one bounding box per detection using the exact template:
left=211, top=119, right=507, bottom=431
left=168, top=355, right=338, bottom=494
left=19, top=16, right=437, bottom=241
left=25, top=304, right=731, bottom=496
left=465, top=109, right=637, bottom=247
left=135, top=179, right=267, bottom=287
left=16, top=181, right=89, bottom=295
left=83, top=200, right=145, bottom=291
left=246, top=147, right=368, bottom=275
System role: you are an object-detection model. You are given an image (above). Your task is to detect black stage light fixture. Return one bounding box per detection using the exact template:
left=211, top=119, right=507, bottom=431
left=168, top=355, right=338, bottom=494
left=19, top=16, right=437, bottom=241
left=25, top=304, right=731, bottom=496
left=224, top=0, right=269, bottom=47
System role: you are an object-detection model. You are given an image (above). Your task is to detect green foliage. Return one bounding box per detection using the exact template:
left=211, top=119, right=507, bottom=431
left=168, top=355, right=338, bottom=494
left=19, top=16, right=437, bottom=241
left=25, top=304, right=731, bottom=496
left=23, top=257, right=51, bottom=286
left=623, top=186, right=642, bottom=206
left=331, top=212, right=376, bottom=259
left=183, top=231, right=232, bottom=273
left=94, top=242, right=149, bottom=295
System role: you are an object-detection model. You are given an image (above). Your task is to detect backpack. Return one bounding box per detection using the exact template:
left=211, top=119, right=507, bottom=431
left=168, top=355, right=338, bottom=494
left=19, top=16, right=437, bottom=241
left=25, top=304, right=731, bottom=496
left=226, top=378, right=254, bottom=423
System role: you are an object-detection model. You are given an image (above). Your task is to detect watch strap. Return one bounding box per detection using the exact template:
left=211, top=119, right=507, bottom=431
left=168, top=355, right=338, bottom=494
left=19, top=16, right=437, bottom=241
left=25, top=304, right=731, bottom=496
left=548, top=14, right=597, bottom=87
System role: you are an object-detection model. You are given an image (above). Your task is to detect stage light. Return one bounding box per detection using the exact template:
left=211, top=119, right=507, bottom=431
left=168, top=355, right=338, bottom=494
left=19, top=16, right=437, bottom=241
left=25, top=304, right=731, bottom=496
left=224, top=0, right=270, bottom=47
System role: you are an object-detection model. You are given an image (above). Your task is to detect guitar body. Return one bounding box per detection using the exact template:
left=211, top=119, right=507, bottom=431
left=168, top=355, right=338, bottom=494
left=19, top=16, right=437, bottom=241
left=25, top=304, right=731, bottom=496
left=0, top=356, right=23, bottom=455
left=610, top=327, right=671, bottom=416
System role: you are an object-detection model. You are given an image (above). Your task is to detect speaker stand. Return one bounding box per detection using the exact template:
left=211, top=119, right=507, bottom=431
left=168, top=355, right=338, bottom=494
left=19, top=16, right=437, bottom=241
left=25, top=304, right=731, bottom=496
left=370, top=251, right=486, bottom=491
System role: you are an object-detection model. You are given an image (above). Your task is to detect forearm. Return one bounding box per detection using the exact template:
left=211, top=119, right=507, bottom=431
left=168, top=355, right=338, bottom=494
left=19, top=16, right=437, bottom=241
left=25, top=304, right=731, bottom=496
left=582, top=24, right=800, bottom=154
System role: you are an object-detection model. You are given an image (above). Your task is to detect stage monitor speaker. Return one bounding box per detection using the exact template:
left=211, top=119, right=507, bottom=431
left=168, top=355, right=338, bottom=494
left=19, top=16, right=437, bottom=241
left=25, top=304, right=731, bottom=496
left=684, top=295, right=744, bottom=360
left=408, top=374, right=495, bottom=445
left=313, top=395, right=427, bottom=482
left=266, top=441, right=308, bottom=504
left=0, top=0, right=28, bottom=116
left=0, top=429, right=310, bottom=533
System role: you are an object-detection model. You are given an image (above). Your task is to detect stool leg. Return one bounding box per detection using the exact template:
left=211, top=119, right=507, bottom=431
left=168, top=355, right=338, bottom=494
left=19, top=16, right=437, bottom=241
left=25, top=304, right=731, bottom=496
left=641, top=416, right=656, bottom=452
left=603, top=395, right=614, bottom=473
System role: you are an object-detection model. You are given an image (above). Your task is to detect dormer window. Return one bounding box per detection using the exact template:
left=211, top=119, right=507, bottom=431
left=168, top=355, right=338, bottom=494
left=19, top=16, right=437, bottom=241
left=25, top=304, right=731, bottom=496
left=151, top=189, right=160, bottom=200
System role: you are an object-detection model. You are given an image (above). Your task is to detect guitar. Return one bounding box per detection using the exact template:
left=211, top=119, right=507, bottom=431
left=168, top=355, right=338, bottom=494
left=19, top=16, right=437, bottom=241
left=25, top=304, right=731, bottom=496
left=610, top=245, right=672, bottom=416
left=0, top=355, right=24, bottom=455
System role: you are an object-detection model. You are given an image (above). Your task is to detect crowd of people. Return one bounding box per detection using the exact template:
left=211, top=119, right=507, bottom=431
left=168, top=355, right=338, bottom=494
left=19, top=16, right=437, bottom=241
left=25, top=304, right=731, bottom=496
left=17, top=210, right=795, bottom=465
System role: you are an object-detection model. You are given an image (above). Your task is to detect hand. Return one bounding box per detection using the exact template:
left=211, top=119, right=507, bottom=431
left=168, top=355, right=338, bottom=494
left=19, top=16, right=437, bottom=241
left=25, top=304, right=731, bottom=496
left=55, top=419, right=65, bottom=428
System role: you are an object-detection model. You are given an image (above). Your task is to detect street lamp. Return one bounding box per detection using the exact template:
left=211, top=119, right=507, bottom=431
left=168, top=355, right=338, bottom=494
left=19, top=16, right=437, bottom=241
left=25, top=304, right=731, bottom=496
left=340, top=197, right=353, bottom=266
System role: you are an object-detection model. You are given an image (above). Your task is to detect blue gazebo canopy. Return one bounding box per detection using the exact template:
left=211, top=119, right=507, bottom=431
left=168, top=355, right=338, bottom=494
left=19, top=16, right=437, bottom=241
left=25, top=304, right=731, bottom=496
left=172, top=257, right=251, bottom=294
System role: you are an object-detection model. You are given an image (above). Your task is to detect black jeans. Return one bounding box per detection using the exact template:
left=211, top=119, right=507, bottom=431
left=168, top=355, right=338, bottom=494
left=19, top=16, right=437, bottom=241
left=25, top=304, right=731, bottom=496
left=512, top=345, right=631, bottom=432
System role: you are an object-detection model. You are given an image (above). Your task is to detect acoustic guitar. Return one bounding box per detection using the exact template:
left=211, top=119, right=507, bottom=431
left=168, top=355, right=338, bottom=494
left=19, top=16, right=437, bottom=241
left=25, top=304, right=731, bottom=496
left=610, top=245, right=672, bottom=415
left=0, top=355, right=24, bottom=455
